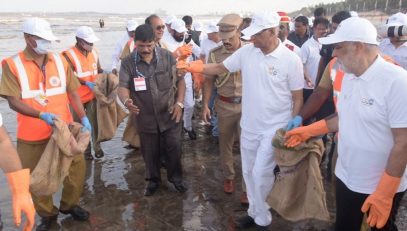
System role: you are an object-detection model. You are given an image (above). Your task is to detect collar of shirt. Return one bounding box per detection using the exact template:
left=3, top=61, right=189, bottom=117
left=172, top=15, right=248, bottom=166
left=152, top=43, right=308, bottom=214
left=255, top=40, right=284, bottom=59
left=23, top=47, right=51, bottom=65
left=356, top=55, right=384, bottom=82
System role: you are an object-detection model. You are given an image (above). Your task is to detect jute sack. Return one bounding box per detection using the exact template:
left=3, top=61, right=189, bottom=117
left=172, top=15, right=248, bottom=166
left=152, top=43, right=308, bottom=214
left=268, top=128, right=330, bottom=222
left=30, top=118, right=90, bottom=196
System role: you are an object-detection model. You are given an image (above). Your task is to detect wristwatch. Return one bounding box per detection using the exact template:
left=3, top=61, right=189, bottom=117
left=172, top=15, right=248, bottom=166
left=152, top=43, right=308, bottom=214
left=176, top=102, right=184, bottom=109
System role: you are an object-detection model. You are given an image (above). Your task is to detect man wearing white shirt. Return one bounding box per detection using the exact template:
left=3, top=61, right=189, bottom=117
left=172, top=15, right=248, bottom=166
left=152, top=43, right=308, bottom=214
left=285, top=17, right=407, bottom=231
left=278, top=11, right=301, bottom=57
left=178, top=12, right=304, bottom=230
left=379, top=12, right=407, bottom=70
left=200, top=21, right=222, bottom=62
left=111, top=20, right=138, bottom=75
left=300, top=17, right=329, bottom=97
left=300, top=17, right=329, bottom=126
left=164, top=19, right=201, bottom=140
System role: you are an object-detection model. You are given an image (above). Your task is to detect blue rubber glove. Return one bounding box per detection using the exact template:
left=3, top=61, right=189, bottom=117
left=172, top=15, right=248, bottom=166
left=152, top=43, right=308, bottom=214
left=85, top=81, right=96, bottom=90
left=81, top=116, right=92, bottom=132
left=286, top=115, right=303, bottom=131
left=39, top=112, right=56, bottom=126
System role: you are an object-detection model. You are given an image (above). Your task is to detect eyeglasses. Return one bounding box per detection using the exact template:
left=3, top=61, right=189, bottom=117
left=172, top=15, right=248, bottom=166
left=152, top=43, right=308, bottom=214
left=156, top=25, right=165, bottom=30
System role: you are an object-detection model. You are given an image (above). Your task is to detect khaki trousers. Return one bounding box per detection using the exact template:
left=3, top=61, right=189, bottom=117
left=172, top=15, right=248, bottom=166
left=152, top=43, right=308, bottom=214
left=17, top=140, right=86, bottom=217
left=215, top=99, right=246, bottom=191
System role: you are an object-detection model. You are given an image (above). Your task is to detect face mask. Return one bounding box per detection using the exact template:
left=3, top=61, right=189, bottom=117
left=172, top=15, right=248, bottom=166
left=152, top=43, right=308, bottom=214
left=81, top=41, right=93, bottom=52
left=33, top=39, right=51, bottom=55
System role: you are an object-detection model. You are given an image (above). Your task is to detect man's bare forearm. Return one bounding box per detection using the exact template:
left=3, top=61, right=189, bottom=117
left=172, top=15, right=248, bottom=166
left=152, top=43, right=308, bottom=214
left=386, top=128, right=407, bottom=177
left=298, top=87, right=331, bottom=120
left=176, top=78, right=186, bottom=103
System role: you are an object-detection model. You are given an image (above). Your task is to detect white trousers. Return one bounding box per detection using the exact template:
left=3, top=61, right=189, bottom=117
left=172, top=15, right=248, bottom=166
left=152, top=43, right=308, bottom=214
left=183, top=73, right=195, bottom=131
left=240, top=129, right=277, bottom=226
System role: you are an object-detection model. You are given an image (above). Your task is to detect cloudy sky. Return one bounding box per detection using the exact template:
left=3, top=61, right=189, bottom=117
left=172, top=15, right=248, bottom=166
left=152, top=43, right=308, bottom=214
left=1, top=0, right=341, bottom=14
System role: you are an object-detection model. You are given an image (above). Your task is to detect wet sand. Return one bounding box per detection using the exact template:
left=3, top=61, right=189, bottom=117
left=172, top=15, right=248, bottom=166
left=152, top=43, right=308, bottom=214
left=0, top=98, right=406, bottom=231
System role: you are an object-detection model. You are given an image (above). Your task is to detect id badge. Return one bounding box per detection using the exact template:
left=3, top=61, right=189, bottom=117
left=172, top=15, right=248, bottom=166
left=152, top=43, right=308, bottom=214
left=34, top=93, right=48, bottom=106
left=133, top=77, right=147, bottom=91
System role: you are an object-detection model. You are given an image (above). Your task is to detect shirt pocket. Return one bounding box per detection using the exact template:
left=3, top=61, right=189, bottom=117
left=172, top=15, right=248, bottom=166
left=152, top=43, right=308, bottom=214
left=155, top=70, right=173, bottom=90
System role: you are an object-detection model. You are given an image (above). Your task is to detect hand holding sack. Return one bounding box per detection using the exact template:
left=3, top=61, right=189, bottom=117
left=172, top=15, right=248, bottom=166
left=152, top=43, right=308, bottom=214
left=284, top=120, right=329, bottom=147
left=85, top=81, right=96, bottom=90
left=39, top=112, right=56, bottom=126
left=286, top=115, right=303, bottom=131
left=81, top=116, right=92, bottom=132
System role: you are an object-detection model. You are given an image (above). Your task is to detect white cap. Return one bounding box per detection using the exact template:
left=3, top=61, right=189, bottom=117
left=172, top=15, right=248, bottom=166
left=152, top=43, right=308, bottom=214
left=193, top=21, right=204, bottom=31
left=165, top=15, right=176, bottom=25
left=241, top=12, right=280, bottom=38
left=126, top=19, right=138, bottom=31
left=350, top=11, right=359, bottom=17
left=319, top=17, right=378, bottom=45
left=386, top=12, right=407, bottom=26
left=22, top=17, right=58, bottom=41
left=204, top=21, right=219, bottom=33
left=171, top=19, right=187, bottom=33
left=76, top=26, right=99, bottom=43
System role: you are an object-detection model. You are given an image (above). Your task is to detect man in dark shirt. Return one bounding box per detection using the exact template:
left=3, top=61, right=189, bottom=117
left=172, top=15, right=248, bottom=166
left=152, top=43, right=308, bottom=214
left=287, top=16, right=311, bottom=47
left=118, top=24, right=187, bottom=196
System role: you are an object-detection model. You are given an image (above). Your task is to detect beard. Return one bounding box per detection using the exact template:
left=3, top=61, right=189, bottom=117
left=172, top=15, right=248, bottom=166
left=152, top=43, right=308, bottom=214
left=172, top=31, right=184, bottom=42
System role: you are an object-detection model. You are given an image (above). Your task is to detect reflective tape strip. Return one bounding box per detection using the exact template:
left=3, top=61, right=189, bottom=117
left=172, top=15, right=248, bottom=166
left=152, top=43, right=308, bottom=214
left=12, top=55, right=32, bottom=99
left=13, top=54, right=66, bottom=99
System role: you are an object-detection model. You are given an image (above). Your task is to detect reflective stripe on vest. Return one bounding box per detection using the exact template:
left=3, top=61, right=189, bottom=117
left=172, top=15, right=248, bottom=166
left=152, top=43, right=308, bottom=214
left=13, top=53, right=67, bottom=99
left=329, top=58, right=344, bottom=109
left=67, top=48, right=98, bottom=78
left=128, top=39, right=135, bottom=52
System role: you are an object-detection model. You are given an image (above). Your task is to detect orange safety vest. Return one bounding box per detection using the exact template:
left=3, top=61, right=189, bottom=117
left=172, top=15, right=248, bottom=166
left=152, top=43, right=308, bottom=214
left=127, top=39, right=135, bottom=53
left=5, top=52, right=72, bottom=141
left=64, top=46, right=98, bottom=103
left=329, top=55, right=397, bottom=110
left=328, top=58, right=343, bottom=109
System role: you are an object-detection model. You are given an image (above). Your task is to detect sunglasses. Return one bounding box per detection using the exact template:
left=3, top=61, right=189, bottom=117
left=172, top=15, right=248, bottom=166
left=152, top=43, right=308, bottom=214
left=156, top=25, right=165, bottom=30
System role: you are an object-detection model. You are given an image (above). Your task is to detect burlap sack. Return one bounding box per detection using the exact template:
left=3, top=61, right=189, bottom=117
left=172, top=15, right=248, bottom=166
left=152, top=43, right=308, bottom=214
left=30, top=118, right=90, bottom=196
left=267, top=128, right=330, bottom=222
left=93, top=73, right=128, bottom=143
left=122, top=113, right=140, bottom=148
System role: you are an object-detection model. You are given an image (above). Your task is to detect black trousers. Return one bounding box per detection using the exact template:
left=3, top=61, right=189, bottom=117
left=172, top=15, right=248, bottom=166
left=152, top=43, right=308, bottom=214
left=139, top=123, right=183, bottom=183
left=335, top=177, right=405, bottom=231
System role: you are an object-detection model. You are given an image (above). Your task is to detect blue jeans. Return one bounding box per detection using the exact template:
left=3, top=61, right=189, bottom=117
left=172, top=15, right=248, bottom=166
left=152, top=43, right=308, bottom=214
left=209, top=88, right=219, bottom=137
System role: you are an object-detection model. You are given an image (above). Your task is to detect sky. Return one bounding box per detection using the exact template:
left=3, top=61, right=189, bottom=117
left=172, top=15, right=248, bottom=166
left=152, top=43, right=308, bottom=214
left=0, top=0, right=342, bottom=15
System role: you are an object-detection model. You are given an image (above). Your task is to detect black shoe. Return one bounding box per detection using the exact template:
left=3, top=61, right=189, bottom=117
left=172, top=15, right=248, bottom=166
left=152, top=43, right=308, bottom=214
left=256, top=224, right=271, bottom=231
left=235, top=215, right=255, bottom=229
left=36, top=215, right=58, bottom=231
left=94, top=150, right=105, bottom=158
left=184, top=128, right=197, bottom=140
left=144, top=181, right=159, bottom=196
left=173, top=182, right=188, bottom=193
left=60, top=206, right=89, bottom=221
